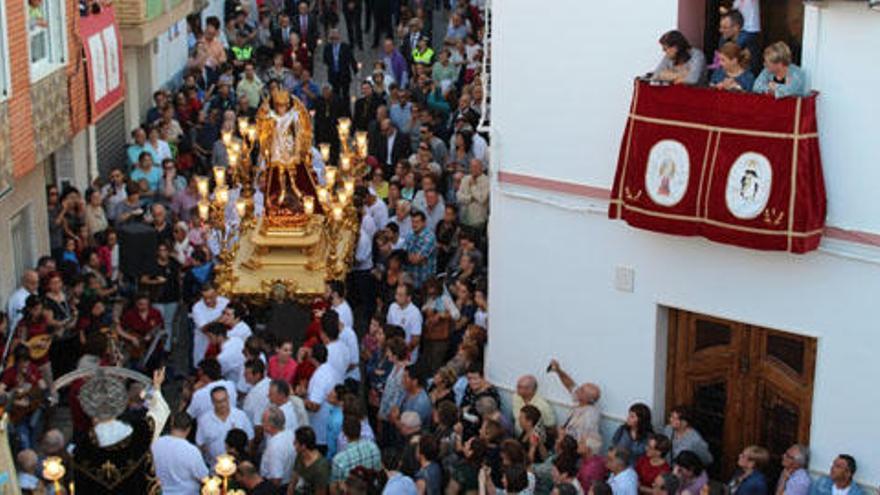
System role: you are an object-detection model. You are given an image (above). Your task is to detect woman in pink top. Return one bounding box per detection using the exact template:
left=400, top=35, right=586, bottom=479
left=268, top=339, right=298, bottom=384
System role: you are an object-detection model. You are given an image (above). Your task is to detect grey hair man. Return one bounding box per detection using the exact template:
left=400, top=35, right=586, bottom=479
left=260, top=405, right=295, bottom=486
left=776, top=444, right=811, bottom=495
left=548, top=359, right=601, bottom=441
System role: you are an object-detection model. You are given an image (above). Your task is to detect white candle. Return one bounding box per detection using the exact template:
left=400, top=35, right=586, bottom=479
left=214, top=166, right=226, bottom=186
left=319, top=143, right=331, bottom=163
left=304, top=196, right=315, bottom=215
left=196, top=176, right=210, bottom=199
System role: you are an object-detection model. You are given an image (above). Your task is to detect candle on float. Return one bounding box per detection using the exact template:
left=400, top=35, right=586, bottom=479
left=324, top=166, right=337, bottom=186
left=238, top=118, right=249, bottom=137
left=303, top=196, right=315, bottom=215
left=337, top=190, right=349, bottom=205
left=215, top=454, right=238, bottom=478
left=196, top=176, right=210, bottom=199
left=317, top=187, right=329, bottom=204
left=232, top=142, right=241, bottom=155
left=215, top=186, right=229, bottom=206
left=355, top=131, right=367, bottom=149
left=332, top=204, right=344, bottom=222
left=319, top=143, right=331, bottom=163
left=221, top=131, right=233, bottom=147
left=340, top=155, right=352, bottom=173
left=247, top=125, right=257, bottom=143
left=42, top=457, right=65, bottom=482
left=229, top=153, right=238, bottom=168
left=202, top=476, right=222, bottom=495
left=343, top=178, right=355, bottom=196
left=198, top=201, right=210, bottom=220
left=337, top=117, right=351, bottom=137
left=235, top=198, right=247, bottom=219
left=213, top=166, right=226, bottom=186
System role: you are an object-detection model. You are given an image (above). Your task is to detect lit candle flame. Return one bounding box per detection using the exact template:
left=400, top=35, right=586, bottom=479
left=198, top=201, right=210, bottom=220
left=215, top=186, right=229, bottom=206
left=235, top=198, right=247, bottom=219
left=304, top=196, right=315, bottom=215
left=332, top=204, right=343, bottom=222
left=319, top=143, right=331, bottom=163
left=213, top=166, right=226, bottom=187
left=196, top=176, right=210, bottom=199
left=341, top=155, right=352, bottom=172
left=325, top=166, right=337, bottom=186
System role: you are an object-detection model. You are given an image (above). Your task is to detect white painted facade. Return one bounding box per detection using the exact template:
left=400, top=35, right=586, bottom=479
left=487, top=0, right=880, bottom=487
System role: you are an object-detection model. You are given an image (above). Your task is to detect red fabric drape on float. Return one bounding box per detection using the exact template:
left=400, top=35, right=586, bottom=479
left=609, top=80, right=826, bottom=253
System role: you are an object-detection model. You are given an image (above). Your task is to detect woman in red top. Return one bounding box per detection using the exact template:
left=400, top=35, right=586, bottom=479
left=636, top=433, right=673, bottom=493
left=267, top=339, right=297, bottom=384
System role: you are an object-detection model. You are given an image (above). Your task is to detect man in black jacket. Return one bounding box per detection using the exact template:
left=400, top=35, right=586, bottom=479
left=291, top=0, right=320, bottom=52
left=376, top=118, right=411, bottom=178
left=314, top=84, right=352, bottom=163
left=322, top=29, right=359, bottom=101
left=353, top=81, right=385, bottom=131
left=342, top=0, right=364, bottom=50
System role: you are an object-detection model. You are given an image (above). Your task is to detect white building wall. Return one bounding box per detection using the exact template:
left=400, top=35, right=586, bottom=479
left=488, top=0, right=880, bottom=487
left=152, top=19, right=189, bottom=90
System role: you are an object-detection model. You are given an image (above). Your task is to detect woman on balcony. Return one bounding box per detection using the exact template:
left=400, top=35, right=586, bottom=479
left=651, top=30, right=706, bottom=86
left=710, top=42, right=755, bottom=92
left=753, top=42, right=807, bottom=98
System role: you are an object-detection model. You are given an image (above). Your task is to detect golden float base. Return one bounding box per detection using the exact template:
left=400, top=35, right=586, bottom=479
left=223, top=215, right=354, bottom=301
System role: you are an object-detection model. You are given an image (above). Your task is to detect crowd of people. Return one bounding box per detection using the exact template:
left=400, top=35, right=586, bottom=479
left=650, top=2, right=807, bottom=98
left=0, top=0, right=870, bottom=494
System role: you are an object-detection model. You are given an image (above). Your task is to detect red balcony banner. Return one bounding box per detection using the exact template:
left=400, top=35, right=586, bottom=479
left=608, top=80, right=826, bottom=253
left=79, top=6, right=125, bottom=122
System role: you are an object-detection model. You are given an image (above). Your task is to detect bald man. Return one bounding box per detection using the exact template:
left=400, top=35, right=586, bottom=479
left=7, top=270, right=40, bottom=331
left=548, top=359, right=602, bottom=441
left=512, top=374, right=557, bottom=436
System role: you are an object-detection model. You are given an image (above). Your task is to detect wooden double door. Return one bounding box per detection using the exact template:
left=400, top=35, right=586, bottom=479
left=667, top=310, right=817, bottom=481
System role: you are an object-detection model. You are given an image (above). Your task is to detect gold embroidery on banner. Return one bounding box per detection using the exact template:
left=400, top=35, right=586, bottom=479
left=786, top=98, right=803, bottom=252
left=616, top=82, right=641, bottom=218
left=628, top=113, right=818, bottom=140
left=620, top=203, right=823, bottom=238
left=624, top=187, right=643, bottom=202
left=763, top=208, right=785, bottom=226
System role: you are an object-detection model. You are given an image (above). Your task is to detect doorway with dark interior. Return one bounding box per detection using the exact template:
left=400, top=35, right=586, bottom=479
left=665, top=308, right=817, bottom=484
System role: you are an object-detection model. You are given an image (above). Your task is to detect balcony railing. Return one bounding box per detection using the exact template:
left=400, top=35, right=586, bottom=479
left=116, top=0, right=185, bottom=26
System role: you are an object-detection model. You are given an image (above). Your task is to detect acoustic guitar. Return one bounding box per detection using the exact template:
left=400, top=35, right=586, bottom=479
left=3, top=382, right=45, bottom=424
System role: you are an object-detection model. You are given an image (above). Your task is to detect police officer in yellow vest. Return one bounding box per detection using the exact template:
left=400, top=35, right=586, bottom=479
left=412, top=36, right=435, bottom=65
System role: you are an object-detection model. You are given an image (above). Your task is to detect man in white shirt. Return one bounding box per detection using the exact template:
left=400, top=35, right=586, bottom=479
left=260, top=405, right=296, bottom=486
left=326, top=281, right=354, bottom=329
left=221, top=302, right=252, bottom=342
left=366, top=187, right=389, bottom=229
left=195, top=386, right=254, bottom=461
left=322, top=311, right=350, bottom=382
left=6, top=270, right=39, bottom=331
left=152, top=412, right=209, bottom=495
left=187, top=359, right=238, bottom=420
left=267, top=380, right=299, bottom=432
left=302, top=344, right=341, bottom=449
left=386, top=283, right=423, bottom=364
left=607, top=447, right=639, bottom=495
left=206, top=322, right=245, bottom=383
left=242, top=359, right=271, bottom=425
left=191, top=283, right=229, bottom=367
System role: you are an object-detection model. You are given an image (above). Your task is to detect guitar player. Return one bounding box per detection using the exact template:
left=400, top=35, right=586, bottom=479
left=0, top=344, right=48, bottom=451
left=118, top=293, right=165, bottom=371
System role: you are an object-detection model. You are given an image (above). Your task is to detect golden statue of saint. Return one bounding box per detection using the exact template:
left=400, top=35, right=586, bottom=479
left=257, top=88, right=317, bottom=221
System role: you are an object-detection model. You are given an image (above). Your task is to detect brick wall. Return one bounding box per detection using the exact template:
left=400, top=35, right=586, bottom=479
left=5, top=0, right=38, bottom=179
left=66, top=0, right=90, bottom=135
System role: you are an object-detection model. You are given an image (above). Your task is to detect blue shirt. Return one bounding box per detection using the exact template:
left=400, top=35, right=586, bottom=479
left=130, top=165, right=163, bottom=192
left=326, top=405, right=343, bottom=459
left=710, top=68, right=756, bottom=92
left=294, top=81, right=321, bottom=109
left=401, top=389, right=432, bottom=428
left=383, top=473, right=418, bottom=495
left=127, top=144, right=159, bottom=168
left=809, top=477, right=865, bottom=495
left=404, top=227, right=437, bottom=289
left=753, top=64, right=808, bottom=98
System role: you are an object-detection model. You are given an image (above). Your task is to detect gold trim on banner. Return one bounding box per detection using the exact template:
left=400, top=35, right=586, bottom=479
left=629, top=113, right=818, bottom=140
left=703, top=131, right=723, bottom=219
left=616, top=82, right=642, bottom=218
left=620, top=203, right=823, bottom=238
left=786, top=98, right=803, bottom=252
left=696, top=131, right=716, bottom=218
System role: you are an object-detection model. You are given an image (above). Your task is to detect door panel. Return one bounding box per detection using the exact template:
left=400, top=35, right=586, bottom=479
left=667, top=310, right=816, bottom=481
